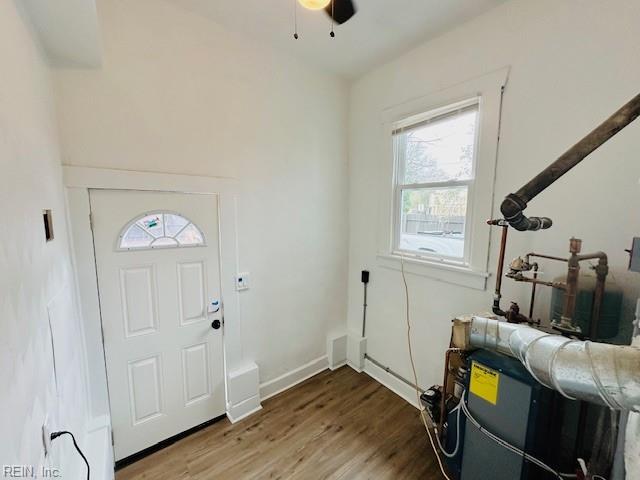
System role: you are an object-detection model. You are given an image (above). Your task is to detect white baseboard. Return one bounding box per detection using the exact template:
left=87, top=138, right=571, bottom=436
left=227, top=395, right=262, bottom=424
left=330, top=361, right=347, bottom=371
left=346, top=360, right=363, bottom=373
left=363, top=358, right=420, bottom=409
left=260, top=355, right=329, bottom=401
left=347, top=335, right=366, bottom=371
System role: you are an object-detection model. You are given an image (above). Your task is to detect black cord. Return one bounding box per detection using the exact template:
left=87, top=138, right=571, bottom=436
left=50, top=431, right=90, bottom=480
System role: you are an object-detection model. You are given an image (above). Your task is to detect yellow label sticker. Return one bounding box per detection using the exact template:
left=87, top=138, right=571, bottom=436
left=469, top=361, right=500, bottom=405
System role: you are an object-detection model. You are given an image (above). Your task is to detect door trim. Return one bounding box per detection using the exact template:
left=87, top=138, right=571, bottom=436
left=64, top=167, right=244, bottom=453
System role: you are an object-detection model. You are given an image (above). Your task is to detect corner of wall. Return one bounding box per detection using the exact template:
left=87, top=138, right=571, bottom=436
left=346, top=331, right=366, bottom=372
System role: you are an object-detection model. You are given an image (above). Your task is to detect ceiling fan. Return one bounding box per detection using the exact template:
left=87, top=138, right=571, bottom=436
left=295, top=0, right=357, bottom=38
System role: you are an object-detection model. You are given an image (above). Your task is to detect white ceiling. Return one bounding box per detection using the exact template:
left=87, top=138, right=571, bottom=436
left=170, top=0, right=508, bottom=78
left=23, top=0, right=102, bottom=67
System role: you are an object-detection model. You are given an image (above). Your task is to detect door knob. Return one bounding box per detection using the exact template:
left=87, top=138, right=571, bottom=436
left=211, top=319, right=221, bottom=330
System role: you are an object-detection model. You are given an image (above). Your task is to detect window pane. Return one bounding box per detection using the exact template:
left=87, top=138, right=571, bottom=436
left=399, top=186, right=468, bottom=259
left=120, top=224, right=154, bottom=249
left=176, top=224, right=204, bottom=246
left=136, top=214, right=164, bottom=238
left=399, top=106, right=477, bottom=184
left=164, top=213, right=189, bottom=236
left=151, top=237, right=178, bottom=247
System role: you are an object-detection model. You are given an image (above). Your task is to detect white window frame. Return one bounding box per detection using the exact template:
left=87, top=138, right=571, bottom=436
left=377, top=68, right=509, bottom=290
left=392, top=97, right=480, bottom=264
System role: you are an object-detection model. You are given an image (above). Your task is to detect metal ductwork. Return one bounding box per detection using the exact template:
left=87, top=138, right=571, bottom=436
left=501, top=93, right=640, bottom=231
left=453, top=316, right=640, bottom=411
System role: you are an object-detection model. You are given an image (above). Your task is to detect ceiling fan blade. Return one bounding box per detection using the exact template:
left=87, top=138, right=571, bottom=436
left=325, top=0, right=357, bottom=25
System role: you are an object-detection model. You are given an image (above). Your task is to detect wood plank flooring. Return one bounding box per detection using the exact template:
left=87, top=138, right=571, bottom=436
left=116, top=366, right=443, bottom=480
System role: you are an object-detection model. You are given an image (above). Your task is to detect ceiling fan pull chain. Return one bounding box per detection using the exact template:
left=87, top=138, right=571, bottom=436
left=293, top=0, right=299, bottom=39
left=330, top=0, right=335, bottom=37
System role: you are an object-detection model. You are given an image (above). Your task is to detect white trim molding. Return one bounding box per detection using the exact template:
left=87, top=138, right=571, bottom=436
left=227, top=398, right=262, bottom=424
left=84, top=423, right=114, bottom=480
left=377, top=253, right=490, bottom=291
left=226, top=362, right=262, bottom=424
left=376, top=68, right=510, bottom=289
left=259, top=356, right=329, bottom=401
left=363, top=358, right=420, bottom=409
left=63, top=166, right=246, bottom=435
left=63, top=166, right=238, bottom=194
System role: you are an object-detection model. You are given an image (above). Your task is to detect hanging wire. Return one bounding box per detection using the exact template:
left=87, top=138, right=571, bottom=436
left=330, top=0, right=335, bottom=37
left=293, top=0, right=299, bottom=39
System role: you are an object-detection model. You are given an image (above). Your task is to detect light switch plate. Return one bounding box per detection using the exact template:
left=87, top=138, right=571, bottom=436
left=236, top=272, right=249, bottom=291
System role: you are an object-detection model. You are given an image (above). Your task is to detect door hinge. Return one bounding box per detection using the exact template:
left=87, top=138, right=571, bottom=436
left=111, top=430, right=115, bottom=446
left=89, top=212, right=94, bottom=230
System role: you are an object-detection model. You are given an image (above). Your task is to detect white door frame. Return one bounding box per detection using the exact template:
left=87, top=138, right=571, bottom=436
left=63, top=166, right=247, bottom=441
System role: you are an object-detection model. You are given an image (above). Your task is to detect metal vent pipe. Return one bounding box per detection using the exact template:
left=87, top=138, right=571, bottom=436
left=501, top=93, right=640, bottom=231
left=455, top=316, right=640, bottom=411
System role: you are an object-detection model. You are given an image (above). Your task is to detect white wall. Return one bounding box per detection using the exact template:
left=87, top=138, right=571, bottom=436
left=53, top=0, right=349, bottom=387
left=348, top=0, right=640, bottom=391
left=0, top=0, right=92, bottom=477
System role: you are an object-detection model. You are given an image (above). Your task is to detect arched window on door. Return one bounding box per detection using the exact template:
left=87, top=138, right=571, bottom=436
left=117, top=211, right=205, bottom=251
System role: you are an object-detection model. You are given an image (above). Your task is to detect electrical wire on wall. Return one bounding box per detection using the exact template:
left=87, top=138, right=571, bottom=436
left=50, top=430, right=90, bottom=480
left=399, top=255, right=454, bottom=480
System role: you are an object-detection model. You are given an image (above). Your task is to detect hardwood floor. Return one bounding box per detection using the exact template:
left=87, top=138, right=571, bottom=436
left=115, top=366, right=443, bottom=480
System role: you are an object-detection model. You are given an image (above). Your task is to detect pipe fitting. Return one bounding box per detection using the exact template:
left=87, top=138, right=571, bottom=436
left=499, top=93, right=640, bottom=232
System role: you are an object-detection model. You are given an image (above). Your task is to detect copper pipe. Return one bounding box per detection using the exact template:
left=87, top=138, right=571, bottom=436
left=506, top=272, right=567, bottom=290
left=557, top=241, right=609, bottom=335
left=495, top=225, right=508, bottom=296
left=491, top=222, right=509, bottom=316
left=529, top=263, right=539, bottom=319
left=526, top=253, right=568, bottom=263
left=561, top=238, right=583, bottom=330
left=591, top=277, right=605, bottom=339
left=587, top=254, right=609, bottom=339
left=577, top=252, right=609, bottom=262
left=438, top=344, right=454, bottom=435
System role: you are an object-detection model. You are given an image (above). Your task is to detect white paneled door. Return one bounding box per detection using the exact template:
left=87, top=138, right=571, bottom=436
left=90, top=190, right=225, bottom=461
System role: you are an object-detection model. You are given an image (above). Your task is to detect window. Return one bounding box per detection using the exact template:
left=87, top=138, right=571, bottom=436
left=118, top=211, right=205, bottom=250
left=392, top=98, right=479, bottom=263
left=377, top=69, right=506, bottom=289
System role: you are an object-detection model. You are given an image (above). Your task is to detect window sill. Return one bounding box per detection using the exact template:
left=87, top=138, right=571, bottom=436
left=376, top=253, right=490, bottom=290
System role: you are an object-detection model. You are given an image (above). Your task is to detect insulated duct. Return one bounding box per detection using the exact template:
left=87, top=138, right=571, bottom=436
left=453, top=316, right=640, bottom=411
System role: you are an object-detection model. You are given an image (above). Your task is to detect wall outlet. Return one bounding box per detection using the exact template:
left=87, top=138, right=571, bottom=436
left=236, top=272, right=249, bottom=291
left=42, top=416, right=53, bottom=457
